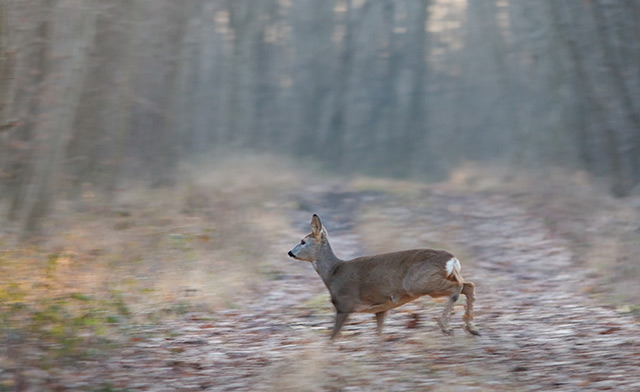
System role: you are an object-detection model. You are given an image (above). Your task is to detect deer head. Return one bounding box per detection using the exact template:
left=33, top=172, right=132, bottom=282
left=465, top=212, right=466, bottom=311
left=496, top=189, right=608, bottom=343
left=288, top=214, right=329, bottom=262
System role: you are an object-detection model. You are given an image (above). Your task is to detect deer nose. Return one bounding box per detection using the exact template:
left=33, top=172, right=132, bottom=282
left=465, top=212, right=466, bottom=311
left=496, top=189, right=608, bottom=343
left=288, top=251, right=295, bottom=258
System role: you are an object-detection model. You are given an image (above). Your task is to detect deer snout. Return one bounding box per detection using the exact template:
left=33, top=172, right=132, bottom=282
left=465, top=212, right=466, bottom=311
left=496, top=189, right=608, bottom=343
left=288, top=250, right=295, bottom=258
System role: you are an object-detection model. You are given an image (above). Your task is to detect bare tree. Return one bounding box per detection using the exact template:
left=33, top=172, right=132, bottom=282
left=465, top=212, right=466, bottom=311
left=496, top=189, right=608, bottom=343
left=19, top=0, right=98, bottom=236
left=4, top=1, right=56, bottom=220
left=0, top=0, right=18, bottom=136
left=1, top=0, right=640, bottom=234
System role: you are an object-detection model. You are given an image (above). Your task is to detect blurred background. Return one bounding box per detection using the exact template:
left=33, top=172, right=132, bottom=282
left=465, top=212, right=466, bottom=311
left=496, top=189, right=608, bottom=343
left=1, top=0, right=640, bottom=390
left=2, top=0, right=640, bottom=234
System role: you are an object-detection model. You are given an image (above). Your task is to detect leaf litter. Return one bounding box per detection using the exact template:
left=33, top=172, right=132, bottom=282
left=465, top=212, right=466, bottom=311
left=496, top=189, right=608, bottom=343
left=2, top=181, right=640, bottom=391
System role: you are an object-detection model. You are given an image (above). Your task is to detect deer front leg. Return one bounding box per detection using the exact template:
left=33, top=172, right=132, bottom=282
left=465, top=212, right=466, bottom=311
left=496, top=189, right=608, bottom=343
left=375, top=311, right=387, bottom=335
left=331, top=312, right=349, bottom=340
left=462, top=282, right=480, bottom=335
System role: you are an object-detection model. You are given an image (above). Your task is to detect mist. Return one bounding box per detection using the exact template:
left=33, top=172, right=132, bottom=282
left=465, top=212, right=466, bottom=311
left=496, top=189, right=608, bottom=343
left=2, top=0, right=639, bottom=235
left=1, top=0, right=640, bottom=390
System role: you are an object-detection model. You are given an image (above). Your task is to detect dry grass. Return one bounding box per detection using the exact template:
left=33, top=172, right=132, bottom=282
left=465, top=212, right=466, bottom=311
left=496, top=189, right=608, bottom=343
left=2, top=157, right=639, bottom=390
left=349, top=175, right=471, bottom=260
left=0, top=153, right=314, bottom=362
left=445, top=162, right=640, bottom=308
left=344, top=163, right=640, bottom=312
left=2, top=154, right=639, bottom=384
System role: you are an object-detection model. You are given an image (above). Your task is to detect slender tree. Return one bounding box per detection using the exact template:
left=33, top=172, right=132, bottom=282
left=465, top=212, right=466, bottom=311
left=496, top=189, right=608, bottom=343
left=20, top=0, right=98, bottom=236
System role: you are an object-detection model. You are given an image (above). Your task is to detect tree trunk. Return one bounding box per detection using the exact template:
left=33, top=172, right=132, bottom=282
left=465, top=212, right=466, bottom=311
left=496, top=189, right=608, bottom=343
left=324, top=0, right=356, bottom=168
left=590, top=0, right=640, bottom=193
left=102, top=1, right=141, bottom=197
left=406, top=0, right=430, bottom=176
left=6, top=1, right=55, bottom=221
left=226, top=0, right=260, bottom=147
left=20, top=0, right=98, bottom=238
left=150, top=1, right=191, bottom=186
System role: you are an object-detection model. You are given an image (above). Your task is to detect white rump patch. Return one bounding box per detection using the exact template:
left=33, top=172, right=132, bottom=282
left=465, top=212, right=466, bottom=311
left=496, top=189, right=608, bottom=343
left=446, top=257, right=461, bottom=276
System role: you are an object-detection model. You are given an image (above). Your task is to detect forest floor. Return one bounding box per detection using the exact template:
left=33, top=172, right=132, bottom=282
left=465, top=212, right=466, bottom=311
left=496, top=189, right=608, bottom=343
left=1, top=157, right=640, bottom=391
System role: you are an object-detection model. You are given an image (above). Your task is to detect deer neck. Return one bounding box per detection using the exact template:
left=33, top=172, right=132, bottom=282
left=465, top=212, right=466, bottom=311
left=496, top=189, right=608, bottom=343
left=312, top=240, right=342, bottom=286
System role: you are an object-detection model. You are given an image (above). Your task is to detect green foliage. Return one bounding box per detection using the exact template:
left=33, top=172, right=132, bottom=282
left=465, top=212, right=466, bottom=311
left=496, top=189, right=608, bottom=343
left=0, top=281, right=129, bottom=363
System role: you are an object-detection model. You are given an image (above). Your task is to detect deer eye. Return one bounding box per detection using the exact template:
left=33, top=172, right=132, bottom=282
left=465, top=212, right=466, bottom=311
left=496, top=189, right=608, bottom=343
left=301, top=240, right=306, bottom=245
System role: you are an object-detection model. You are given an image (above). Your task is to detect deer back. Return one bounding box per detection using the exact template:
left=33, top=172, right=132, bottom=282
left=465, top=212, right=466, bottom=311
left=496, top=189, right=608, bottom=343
left=328, top=249, right=459, bottom=313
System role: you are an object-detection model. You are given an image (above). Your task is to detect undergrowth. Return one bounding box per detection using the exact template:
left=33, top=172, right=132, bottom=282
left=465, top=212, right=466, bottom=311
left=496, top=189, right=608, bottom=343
left=1, top=155, right=638, bottom=389
left=0, top=154, right=311, bottom=373
left=445, top=162, right=640, bottom=313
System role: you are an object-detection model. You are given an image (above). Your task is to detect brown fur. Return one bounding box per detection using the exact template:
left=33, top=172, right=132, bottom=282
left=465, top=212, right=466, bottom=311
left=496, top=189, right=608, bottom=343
left=288, top=215, right=479, bottom=339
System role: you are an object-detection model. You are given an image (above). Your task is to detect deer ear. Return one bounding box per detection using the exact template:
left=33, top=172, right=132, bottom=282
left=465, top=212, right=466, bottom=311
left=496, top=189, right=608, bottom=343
left=310, top=214, right=323, bottom=237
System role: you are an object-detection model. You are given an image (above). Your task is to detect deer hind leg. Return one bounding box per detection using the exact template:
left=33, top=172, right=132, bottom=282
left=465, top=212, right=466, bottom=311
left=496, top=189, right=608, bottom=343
left=331, top=312, right=349, bottom=340
left=375, top=311, right=387, bottom=335
left=436, top=292, right=459, bottom=335
left=461, top=281, right=480, bottom=335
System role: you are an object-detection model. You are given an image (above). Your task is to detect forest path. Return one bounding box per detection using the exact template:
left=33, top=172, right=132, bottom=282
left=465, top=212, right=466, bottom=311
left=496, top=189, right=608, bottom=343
left=68, top=185, right=640, bottom=391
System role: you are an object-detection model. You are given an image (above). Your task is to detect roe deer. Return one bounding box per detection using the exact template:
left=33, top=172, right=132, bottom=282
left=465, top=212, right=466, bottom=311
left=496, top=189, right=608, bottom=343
left=288, top=214, right=479, bottom=339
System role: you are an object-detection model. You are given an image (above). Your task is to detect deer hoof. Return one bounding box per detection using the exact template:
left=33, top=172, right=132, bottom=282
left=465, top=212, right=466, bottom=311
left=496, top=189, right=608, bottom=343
left=465, top=324, right=480, bottom=336
left=436, top=318, right=453, bottom=335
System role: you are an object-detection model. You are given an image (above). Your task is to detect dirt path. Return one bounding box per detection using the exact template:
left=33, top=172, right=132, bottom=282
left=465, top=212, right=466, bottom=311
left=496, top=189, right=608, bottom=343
left=49, top=186, right=640, bottom=391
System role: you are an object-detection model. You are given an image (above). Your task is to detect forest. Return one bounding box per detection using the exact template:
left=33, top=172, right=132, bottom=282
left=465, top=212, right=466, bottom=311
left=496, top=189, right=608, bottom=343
left=1, top=0, right=640, bottom=391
